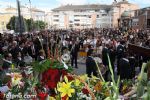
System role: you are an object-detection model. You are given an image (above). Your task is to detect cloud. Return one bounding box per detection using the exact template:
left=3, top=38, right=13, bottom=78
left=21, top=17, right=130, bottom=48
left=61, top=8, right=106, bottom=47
left=56, top=0, right=87, bottom=5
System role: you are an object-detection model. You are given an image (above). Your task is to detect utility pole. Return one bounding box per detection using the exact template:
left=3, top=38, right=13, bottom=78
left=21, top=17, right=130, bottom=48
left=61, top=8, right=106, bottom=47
left=29, top=0, right=33, bottom=32
left=17, top=0, right=23, bottom=34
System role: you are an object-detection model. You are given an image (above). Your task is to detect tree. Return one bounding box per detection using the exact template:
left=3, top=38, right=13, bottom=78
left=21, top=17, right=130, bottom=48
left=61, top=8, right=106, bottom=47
left=6, top=16, right=26, bottom=33
left=26, top=18, right=34, bottom=32
left=7, top=16, right=47, bottom=32
left=6, top=16, right=16, bottom=31
left=34, top=20, right=47, bottom=31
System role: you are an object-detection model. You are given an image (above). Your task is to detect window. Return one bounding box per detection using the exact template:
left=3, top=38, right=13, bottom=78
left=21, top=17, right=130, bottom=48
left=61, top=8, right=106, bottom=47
left=74, top=23, right=80, bottom=26
left=74, top=19, right=80, bottom=21
left=95, top=10, right=99, bottom=12
left=53, top=19, right=59, bottom=22
left=74, top=15, right=80, bottom=17
left=97, top=15, right=99, bottom=18
left=69, top=21, right=73, bottom=23
left=69, top=24, right=73, bottom=27
left=53, top=15, right=59, bottom=17
left=88, top=15, right=91, bottom=18
left=102, top=14, right=107, bottom=16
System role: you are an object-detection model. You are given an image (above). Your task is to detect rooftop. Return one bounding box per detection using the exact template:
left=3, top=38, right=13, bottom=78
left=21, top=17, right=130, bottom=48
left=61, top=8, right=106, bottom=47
left=116, top=0, right=130, bottom=5
left=4, top=6, right=44, bottom=13
left=5, top=7, right=17, bottom=11
left=52, top=4, right=112, bottom=11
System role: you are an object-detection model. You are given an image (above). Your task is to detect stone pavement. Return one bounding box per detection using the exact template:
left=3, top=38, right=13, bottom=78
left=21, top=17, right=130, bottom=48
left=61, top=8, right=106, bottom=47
left=72, top=57, right=86, bottom=75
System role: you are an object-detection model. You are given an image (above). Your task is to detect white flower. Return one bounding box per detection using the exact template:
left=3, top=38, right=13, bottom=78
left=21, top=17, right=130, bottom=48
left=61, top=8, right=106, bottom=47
left=61, top=53, right=70, bottom=63
left=61, top=59, right=68, bottom=69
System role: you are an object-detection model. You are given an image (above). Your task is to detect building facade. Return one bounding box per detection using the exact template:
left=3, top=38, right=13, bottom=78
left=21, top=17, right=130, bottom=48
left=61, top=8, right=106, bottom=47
left=131, top=7, right=150, bottom=30
left=49, top=0, right=139, bottom=29
left=0, top=6, right=45, bottom=31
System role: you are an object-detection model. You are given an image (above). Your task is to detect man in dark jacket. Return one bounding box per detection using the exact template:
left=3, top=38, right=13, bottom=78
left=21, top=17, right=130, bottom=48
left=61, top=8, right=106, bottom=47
left=70, top=40, right=79, bottom=68
left=119, top=54, right=132, bottom=80
left=117, top=41, right=126, bottom=75
left=102, top=44, right=109, bottom=67
left=2, top=53, right=12, bottom=71
left=86, top=49, right=97, bottom=77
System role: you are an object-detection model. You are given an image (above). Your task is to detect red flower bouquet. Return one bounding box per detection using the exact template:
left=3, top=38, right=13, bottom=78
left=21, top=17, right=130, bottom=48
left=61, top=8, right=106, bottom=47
left=37, top=92, right=48, bottom=100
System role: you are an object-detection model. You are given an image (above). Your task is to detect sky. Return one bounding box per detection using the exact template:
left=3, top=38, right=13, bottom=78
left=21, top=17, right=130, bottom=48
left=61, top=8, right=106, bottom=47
left=0, top=0, right=150, bottom=12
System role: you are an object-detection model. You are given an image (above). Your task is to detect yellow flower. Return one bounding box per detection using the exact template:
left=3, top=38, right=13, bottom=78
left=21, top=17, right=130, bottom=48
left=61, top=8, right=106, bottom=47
left=91, top=75, right=99, bottom=82
left=80, top=74, right=88, bottom=81
left=104, top=90, right=110, bottom=97
left=11, top=73, right=22, bottom=86
left=74, top=79, right=80, bottom=86
left=137, top=75, right=141, bottom=81
left=122, top=85, right=127, bottom=92
left=57, top=76, right=75, bottom=97
left=94, top=81, right=102, bottom=92
left=49, top=96, right=56, bottom=100
left=11, top=64, right=14, bottom=70
left=12, top=77, right=21, bottom=86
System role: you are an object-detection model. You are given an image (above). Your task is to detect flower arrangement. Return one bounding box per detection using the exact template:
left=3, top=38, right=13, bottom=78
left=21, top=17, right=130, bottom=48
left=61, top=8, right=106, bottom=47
left=1, top=43, right=150, bottom=100
left=119, top=79, right=133, bottom=95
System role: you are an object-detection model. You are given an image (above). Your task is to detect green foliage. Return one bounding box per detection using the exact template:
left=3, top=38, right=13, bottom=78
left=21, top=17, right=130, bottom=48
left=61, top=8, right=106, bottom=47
left=94, top=54, right=120, bottom=100
left=107, top=54, right=120, bottom=100
left=146, top=61, right=150, bottom=68
left=32, top=59, right=51, bottom=73
left=6, top=16, right=26, bottom=33
left=34, top=20, right=47, bottom=30
left=6, top=16, right=16, bottom=30
left=32, top=59, right=73, bottom=73
left=121, top=79, right=133, bottom=86
left=137, top=63, right=147, bottom=99
left=146, top=82, right=150, bottom=100
left=6, top=16, right=47, bottom=32
left=26, top=18, right=34, bottom=32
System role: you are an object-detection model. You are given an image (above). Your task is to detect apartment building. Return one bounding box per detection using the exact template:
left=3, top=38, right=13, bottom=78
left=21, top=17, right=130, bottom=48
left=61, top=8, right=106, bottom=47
left=49, top=0, right=139, bottom=29
left=132, top=7, right=150, bottom=30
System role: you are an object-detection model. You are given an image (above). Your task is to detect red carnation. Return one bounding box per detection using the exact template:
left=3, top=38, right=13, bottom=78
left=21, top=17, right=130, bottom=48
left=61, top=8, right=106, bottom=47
left=82, top=88, right=89, bottom=95
left=62, top=95, right=68, bottom=100
left=61, top=70, right=68, bottom=77
left=0, top=92, right=4, bottom=100
left=66, top=75, right=74, bottom=81
left=37, top=92, right=48, bottom=100
left=47, top=81, right=57, bottom=89
left=42, top=68, right=61, bottom=89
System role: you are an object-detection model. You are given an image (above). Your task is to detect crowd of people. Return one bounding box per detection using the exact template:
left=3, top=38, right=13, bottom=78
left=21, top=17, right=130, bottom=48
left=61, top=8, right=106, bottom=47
left=0, top=28, right=150, bottom=81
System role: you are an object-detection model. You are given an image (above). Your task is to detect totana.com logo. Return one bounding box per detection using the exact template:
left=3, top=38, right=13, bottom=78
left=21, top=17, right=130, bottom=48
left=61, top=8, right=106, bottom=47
left=5, top=93, right=36, bottom=99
